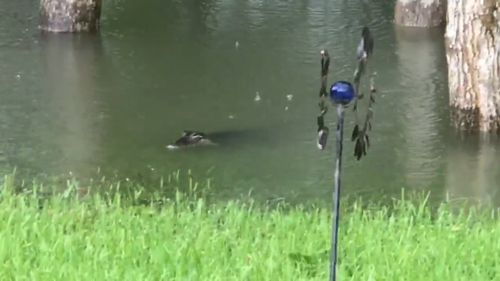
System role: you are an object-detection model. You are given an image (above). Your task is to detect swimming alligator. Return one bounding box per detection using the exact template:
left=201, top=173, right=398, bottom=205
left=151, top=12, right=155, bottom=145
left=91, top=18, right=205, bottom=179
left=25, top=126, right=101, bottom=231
left=166, top=129, right=272, bottom=150
left=166, top=130, right=215, bottom=150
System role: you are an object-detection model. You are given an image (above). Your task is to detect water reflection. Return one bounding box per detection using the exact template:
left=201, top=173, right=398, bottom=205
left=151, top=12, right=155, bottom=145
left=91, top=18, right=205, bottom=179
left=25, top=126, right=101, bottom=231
left=445, top=134, right=500, bottom=206
left=394, top=26, right=448, bottom=190
left=38, top=33, right=104, bottom=177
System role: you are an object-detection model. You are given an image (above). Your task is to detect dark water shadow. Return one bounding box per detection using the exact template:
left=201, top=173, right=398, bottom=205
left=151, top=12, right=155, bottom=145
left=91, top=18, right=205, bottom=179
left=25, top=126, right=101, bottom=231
left=208, top=128, right=274, bottom=145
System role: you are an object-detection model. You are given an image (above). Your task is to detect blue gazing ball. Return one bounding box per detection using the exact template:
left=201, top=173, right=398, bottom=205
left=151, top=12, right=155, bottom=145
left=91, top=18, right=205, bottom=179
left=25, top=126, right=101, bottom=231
left=330, top=81, right=355, bottom=105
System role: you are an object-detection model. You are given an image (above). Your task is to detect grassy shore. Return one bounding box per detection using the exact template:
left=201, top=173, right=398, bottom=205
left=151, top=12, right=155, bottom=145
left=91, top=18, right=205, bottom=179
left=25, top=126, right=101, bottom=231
left=0, top=173, right=499, bottom=280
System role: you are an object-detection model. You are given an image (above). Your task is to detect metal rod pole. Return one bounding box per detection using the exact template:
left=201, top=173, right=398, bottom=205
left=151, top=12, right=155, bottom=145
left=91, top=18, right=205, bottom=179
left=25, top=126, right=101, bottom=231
left=329, top=104, right=345, bottom=281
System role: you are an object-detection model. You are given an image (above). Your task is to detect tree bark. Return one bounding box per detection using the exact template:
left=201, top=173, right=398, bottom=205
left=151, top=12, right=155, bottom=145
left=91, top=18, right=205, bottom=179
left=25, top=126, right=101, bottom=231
left=394, top=0, right=446, bottom=27
left=40, top=0, right=102, bottom=33
left=445, top=0, right=500, bottom=132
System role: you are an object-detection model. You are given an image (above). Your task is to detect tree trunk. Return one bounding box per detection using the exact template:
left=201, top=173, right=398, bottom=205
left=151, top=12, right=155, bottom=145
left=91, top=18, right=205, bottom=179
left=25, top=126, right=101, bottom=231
left=394, top=0, right=446, bottom=27
left=445, top=0, right=500, bottom=132
left=40, top=0, right=102, bottom=33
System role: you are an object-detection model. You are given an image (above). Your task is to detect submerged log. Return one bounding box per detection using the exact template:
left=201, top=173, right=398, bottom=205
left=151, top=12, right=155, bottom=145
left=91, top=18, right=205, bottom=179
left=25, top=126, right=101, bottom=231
left=39, top=0, right=102, bottom=32
left=394, top=0, right=446, bottom=27
left=445, top=0, right=500, bottom=132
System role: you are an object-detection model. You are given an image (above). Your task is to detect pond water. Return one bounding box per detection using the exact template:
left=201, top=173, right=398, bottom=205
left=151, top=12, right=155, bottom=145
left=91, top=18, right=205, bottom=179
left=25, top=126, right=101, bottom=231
left=1, top=0, right=499, bottom=205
